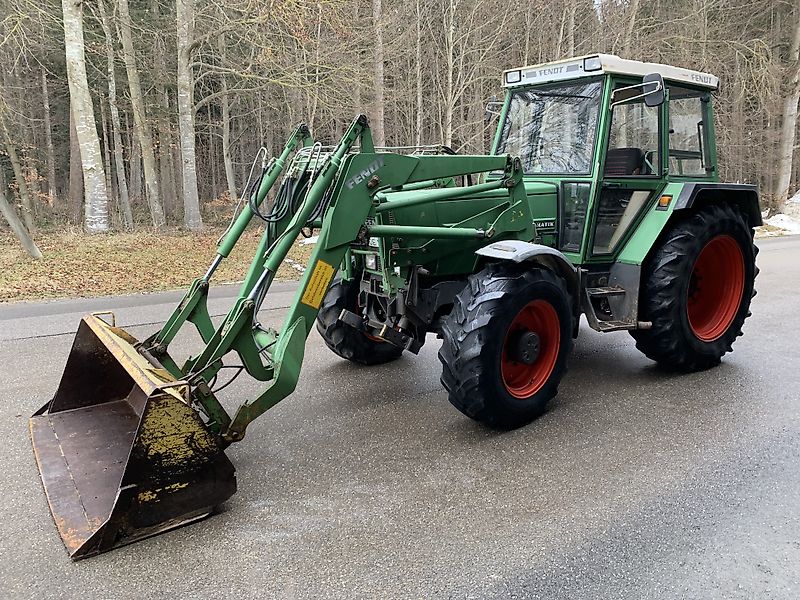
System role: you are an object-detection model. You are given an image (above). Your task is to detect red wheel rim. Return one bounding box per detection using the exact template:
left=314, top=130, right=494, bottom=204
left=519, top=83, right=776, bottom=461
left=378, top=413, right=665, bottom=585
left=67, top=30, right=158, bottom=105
left=687, top=234, right=745, bottom=342
left=501, top=300, right=560, bottom=399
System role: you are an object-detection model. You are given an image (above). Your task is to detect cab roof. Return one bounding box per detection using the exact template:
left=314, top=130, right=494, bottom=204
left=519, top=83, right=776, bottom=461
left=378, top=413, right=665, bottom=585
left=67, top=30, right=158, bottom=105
left=502, top=54, right=718, bottom=90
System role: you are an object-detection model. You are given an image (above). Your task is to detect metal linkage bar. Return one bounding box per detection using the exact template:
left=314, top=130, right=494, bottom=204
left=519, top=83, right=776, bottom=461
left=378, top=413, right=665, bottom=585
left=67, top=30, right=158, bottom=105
left=374, top=177, right=510, bottom=214
left=368, top=224, right=488, bottom=239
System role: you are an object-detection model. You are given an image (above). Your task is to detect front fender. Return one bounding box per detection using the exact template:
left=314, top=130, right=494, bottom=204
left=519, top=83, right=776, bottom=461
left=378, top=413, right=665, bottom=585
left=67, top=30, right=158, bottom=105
left=475, top=240, right=580, bottom=312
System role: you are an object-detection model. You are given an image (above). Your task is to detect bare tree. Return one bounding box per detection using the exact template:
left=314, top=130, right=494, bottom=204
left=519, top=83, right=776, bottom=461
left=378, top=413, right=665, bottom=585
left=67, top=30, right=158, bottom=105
left=0, top=169, right=42, bottom=259
left=40, top=67, right=57, bottom=200
left=372, top=0, right=386, bottom=146
left=773, top=6, right=800, bottom=208
left=68, top=109, right=84, bottom=224
left=117, top=0, right=166, bottom=229
left=218, top=32, right=237, bottom=200
left=62, top=0, right=110, bottom=233
left=177, top=0, right=203, bottom=230
left=414, top=0, right=424, bottom=147
left=1, top=121, right=36, bottom=233
left=93, top=0, right=133, bottom=229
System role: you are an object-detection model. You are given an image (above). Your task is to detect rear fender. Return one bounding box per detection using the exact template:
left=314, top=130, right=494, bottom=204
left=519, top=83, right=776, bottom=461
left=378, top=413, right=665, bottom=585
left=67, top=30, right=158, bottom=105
left=673, top=183, right=762, bottom=226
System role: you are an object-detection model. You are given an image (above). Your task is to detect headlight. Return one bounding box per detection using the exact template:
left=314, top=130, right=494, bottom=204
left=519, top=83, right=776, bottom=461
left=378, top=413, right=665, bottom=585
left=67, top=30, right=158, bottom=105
left=505, top=69, right=522, bottom=85
left=365, top=254, right=378, bottom=270
left=583, top=56, right=602, bottom=72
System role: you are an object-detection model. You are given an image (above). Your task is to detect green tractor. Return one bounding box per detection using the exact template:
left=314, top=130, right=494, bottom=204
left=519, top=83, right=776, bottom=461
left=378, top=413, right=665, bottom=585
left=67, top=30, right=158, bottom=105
left=30, top=54, right=759, bottom=558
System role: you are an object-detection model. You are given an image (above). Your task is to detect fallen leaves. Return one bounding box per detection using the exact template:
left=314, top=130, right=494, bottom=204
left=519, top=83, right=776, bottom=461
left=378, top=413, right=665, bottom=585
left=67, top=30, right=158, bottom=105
left=0, top=226, right=315, bottom=302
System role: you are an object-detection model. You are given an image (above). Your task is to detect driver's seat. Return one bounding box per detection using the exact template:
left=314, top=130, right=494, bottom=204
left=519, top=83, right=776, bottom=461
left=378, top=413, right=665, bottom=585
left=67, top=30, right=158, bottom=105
left=604, top=147, right=644, bottom=176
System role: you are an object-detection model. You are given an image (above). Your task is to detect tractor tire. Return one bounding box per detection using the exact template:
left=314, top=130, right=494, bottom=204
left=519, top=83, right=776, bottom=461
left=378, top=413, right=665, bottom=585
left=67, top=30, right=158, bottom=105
left=631, top=203, right=757, bottom=371
left=438, top=264, right=573, bottom=429
left=315, top=277, right=403, bottom=366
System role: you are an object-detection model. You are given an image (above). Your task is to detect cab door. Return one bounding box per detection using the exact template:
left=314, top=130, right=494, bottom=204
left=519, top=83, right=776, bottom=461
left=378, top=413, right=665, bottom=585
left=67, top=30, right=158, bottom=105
left=589, top=78, right=665, bottom=259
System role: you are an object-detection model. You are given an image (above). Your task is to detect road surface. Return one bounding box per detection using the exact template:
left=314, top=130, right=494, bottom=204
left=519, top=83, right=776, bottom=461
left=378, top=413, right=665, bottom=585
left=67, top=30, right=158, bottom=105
left=0, top=237, right=798, bottom=599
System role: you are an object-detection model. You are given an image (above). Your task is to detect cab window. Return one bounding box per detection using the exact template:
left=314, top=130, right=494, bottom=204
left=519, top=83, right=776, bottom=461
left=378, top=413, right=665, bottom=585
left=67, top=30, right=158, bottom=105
left=668, top=86, right=711, bottom=176
left=605, top=83, right=661, bottom=177
left=497, top=80, right=603, bottom=175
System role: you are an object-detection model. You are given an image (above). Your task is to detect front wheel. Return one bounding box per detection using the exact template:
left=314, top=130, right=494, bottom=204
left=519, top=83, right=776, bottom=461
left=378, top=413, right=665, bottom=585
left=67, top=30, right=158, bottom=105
left=631, top=203, right=757, bottom=371
left=438, top=265, right=574, bottom=429
left=315, top=277, right=403, bottom=365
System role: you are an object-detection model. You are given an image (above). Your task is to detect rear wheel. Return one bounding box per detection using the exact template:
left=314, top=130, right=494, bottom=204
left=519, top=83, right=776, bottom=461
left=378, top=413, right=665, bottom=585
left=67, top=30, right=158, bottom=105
left=316, top=277, right=403, bottom=365
left=439, top=265, right=573, bottom=429
left=631, top=203, right=757, bottom=371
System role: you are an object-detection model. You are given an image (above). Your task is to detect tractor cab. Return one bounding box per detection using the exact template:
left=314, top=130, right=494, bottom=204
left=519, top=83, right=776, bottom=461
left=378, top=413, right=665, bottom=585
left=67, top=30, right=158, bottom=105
left=492, top=54, right=720, bottom=266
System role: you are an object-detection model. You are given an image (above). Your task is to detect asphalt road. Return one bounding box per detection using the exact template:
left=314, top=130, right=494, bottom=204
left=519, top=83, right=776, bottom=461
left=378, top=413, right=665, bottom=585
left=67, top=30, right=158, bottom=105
left=0, top=236, right=798, bottom=599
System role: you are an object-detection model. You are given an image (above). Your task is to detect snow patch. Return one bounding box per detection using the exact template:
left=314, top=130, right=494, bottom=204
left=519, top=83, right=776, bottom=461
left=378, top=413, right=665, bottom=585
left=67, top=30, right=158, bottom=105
left=301, top=235, right=319, bottom=245
left=783, top=192, right=800, bottom=220
left=764, top=213, right=800, bottom=234
left=284, top=257, right=306, bottom=273
left=757, top=190, right=800, bottom=237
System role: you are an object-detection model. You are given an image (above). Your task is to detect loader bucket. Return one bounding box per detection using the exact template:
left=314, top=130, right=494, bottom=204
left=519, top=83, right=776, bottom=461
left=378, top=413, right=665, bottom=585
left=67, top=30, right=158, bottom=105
left=29, top=314, right=236, bottom=560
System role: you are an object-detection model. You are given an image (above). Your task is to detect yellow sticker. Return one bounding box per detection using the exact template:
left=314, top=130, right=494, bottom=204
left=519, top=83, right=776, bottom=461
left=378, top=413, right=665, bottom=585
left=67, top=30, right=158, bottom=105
left=301, top=260, right=335, bottom=309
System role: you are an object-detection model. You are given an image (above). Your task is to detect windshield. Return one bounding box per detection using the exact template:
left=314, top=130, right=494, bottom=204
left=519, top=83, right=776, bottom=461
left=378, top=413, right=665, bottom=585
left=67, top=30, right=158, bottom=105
left=496, top=80, right=603, bottom=175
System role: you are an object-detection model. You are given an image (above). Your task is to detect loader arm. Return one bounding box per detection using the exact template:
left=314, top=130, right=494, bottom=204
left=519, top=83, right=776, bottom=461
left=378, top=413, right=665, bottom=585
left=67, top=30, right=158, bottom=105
left=168, top=115, right=528, bottom=443
left=142, top=122, right=313, bottom=372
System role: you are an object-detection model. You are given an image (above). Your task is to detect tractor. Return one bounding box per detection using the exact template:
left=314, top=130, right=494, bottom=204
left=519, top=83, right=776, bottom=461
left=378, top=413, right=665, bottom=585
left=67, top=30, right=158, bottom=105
left=30, top=54, right=760, bottom=559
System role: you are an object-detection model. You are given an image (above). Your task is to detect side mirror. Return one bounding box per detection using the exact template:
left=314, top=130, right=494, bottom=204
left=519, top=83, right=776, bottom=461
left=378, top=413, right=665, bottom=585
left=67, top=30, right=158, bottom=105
left=643, top=73, right=665, bottom=107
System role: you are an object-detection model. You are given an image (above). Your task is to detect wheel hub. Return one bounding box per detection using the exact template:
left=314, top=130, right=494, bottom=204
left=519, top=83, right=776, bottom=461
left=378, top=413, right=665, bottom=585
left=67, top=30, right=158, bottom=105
left=509, top=330, right=541, bottom=364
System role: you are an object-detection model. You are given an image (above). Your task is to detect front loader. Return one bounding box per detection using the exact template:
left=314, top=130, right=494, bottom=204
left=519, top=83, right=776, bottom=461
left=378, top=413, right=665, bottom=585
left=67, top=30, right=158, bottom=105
left=31, top=54, right=761, bottom=559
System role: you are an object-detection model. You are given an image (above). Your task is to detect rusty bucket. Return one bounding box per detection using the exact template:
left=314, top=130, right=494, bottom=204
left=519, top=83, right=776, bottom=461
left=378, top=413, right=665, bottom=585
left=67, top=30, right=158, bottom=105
left=29, top=314, right=236, bottom=560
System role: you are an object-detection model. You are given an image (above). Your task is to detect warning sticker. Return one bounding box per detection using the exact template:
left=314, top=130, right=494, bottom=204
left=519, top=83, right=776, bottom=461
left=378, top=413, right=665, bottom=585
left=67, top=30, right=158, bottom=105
left=301, top=260, right=335, bottom=309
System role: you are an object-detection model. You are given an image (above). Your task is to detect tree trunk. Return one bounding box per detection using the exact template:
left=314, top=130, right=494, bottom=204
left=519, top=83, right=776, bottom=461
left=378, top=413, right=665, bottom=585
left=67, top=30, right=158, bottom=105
left=99, top=95, right=119, bottom=206
left=97, top=0, right=133, bottom=229
left=218, top=35, right=237, bottom=200
left=127, top=111, right=142, bottom=205
left=177, top=0, right=203, bottom=230
left=414, top=0, right=423, bottom=148
left=372, top=0, right=385, bottom=146
left=443, top=0, right=457, bottom=147
left=11, top=67, right=43, bottom=213
left=158, top=96, right=178, bottom=219
left=773, top=9, right=800, bottom=208
left=68, top=108, right=84, bottom=224
left=1, top=126, right=36, bottom=234
left=41, top=67, right=57, bottom=201
left=117, top=0, right=166, bottom=228
left=565, top=0, right=576, bottom=56
left=0, top=170, right=42, bottom=259
left=152, top=0, right=177, bottom=220
left=63, top=0, right=110, bottom=233
left=209, top=108, right=218, bottom=198
left=622, top=0, right=641, bottom=57
left=162, top=90, right=179, bottom=218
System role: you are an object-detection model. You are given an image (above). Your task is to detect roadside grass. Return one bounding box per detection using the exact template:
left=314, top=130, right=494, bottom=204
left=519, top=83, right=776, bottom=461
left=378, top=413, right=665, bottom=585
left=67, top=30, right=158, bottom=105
left=0, top=227, right=314, bottom=302
left=2, top=222, right=788, bottom=303
left=755, top=223, right=792, bottom=237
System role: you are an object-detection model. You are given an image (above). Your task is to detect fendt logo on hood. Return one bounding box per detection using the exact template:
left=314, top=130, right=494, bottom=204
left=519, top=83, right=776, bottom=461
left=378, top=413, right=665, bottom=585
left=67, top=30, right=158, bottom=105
left=345, top=157, right=385, bottom=189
